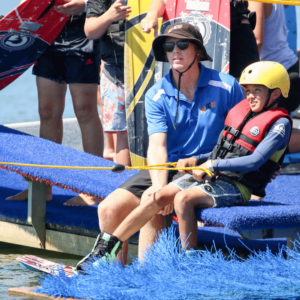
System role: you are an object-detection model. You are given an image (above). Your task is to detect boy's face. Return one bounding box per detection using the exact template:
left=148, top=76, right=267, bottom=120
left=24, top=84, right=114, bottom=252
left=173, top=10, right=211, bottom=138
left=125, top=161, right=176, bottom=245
left=245, top=84, right=269, bottom=113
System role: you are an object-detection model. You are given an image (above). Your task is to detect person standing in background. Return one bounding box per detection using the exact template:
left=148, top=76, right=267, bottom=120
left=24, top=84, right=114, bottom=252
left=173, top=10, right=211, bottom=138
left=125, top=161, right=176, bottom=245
left=7, top=0, right=104, bottom=207
left=85, top=0, right=131, bottom=167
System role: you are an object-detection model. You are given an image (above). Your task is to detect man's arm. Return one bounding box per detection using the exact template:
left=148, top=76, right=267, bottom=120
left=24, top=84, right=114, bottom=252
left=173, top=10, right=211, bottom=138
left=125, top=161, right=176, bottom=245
left=85, top=0, right=131, bottom=40
left=147, top=132, right=169, bottom=190
left=54, top=0, right=87, bottom=16
left=141, top=0, right=166, bottom=37
left=248, top=2, right=272, bottom=54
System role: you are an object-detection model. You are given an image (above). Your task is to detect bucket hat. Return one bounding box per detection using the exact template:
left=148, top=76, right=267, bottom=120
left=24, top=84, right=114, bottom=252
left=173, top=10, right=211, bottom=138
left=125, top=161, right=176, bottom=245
left=152, top=22, right=213, bottom=62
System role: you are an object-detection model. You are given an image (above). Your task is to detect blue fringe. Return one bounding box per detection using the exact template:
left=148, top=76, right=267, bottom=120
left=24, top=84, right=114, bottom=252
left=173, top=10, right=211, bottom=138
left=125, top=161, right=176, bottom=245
left=36, top=228, right=300, bottom=300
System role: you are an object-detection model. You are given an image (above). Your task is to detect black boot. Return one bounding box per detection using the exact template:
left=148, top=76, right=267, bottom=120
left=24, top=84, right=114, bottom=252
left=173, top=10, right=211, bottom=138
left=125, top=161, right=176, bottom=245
left=75, top=231, right=124, bottom=273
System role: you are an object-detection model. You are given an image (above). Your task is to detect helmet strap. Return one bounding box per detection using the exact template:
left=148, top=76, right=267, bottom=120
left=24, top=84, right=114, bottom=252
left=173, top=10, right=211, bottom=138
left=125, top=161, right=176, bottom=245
left=263, top=89, right=282, bottom=111
left=173, top=54, right=198, bottom=129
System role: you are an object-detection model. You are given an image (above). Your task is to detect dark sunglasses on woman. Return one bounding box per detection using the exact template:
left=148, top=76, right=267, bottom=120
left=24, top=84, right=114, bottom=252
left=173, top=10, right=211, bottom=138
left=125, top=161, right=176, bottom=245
left=162, top=40, right=193, bottom=52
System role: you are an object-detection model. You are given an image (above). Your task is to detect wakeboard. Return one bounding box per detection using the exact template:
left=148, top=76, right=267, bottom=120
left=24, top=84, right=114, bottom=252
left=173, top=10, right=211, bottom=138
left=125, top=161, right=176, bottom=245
left=17, top=255, right=74, bottom=278
left=0, top=0, right=69, bottom=90
left=125, top=0, right=161, bottom=167
left=125, top=0, right=230, bottom=165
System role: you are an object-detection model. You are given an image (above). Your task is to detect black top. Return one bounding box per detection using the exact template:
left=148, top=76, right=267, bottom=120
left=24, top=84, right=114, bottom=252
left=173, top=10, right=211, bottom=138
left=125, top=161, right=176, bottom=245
left=87, top=0, right=125, bottom=84
left=231, top=0, right=256, bottom=30
left=48, top=14, right=99, bottom=57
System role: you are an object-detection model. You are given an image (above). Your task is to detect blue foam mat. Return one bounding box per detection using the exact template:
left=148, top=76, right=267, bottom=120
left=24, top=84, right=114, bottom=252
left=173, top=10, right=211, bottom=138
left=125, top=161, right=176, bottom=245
left=0, top=125, right=138, bottom=198
left=195, top=174, right=300, bottom=231
left=0, top=168, right=99, bottom=231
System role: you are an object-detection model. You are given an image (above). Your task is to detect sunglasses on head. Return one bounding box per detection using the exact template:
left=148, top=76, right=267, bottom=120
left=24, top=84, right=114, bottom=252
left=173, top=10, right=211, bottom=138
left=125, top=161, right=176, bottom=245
left=162, top=40, right=193, bottom=52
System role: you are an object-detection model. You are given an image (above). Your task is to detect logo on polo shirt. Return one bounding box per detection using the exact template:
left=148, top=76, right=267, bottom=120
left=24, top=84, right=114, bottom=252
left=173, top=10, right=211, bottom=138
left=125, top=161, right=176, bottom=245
left=200, top=101, right=216, bottom=113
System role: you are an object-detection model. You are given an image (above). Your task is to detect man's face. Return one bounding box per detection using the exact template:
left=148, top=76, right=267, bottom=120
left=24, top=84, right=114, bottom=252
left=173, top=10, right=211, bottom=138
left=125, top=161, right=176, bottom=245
left=165, top=37, right=198, bottom=72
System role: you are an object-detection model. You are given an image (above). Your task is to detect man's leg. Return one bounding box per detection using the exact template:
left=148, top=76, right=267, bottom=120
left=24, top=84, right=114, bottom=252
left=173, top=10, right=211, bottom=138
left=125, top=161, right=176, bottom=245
left=174, top=188, right=214, bottom=250
left=98, top=188, right=141, bottom=265
left=63, top=83, right=104, bottom=206
left=6, top=77, right=66, bottom=201
left=112, top=185, right=180, bottom=250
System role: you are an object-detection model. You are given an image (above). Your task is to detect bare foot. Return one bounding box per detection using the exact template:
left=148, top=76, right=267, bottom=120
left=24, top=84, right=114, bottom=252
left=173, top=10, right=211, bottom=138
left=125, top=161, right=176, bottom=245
left=6, top=186, right=52, bottom=201
left=251, top=194, right=264, bottom=201
left=103, top=148, right=115, bottom=161
left=63, top=193, right=103, bottom=206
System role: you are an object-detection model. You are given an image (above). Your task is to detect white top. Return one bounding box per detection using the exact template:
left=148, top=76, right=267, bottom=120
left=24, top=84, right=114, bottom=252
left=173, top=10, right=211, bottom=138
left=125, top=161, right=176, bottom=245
left=260, top=4, right=298, bottom=71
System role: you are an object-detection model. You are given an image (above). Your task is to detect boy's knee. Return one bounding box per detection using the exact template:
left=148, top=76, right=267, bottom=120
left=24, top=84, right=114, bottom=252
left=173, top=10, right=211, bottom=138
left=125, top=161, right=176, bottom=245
left=174, top=192, right=190, bottom=213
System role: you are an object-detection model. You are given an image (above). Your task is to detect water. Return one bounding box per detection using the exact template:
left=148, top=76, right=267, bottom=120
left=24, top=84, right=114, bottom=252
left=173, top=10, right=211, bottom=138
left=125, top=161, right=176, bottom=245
left=0, top=242, right=81, bottom=300
left=0, top=2, right=84, bottom=298
left=0, top=0, right=76, bottom=125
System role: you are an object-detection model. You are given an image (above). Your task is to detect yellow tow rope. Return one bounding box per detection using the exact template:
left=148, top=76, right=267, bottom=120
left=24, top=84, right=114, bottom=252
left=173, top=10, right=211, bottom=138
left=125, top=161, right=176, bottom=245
left=0, top=161, right=213, bottom=177
left=247, top=0, right=300, bottom=6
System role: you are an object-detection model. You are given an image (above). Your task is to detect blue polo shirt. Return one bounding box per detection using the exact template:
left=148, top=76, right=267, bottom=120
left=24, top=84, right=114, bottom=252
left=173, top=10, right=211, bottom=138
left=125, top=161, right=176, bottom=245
left=145, top=64, right=244, bottom=163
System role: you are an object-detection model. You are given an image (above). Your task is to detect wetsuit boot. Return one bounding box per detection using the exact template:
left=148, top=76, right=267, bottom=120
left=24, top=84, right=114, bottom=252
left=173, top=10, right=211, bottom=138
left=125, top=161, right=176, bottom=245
left=75, top=231, right=124, bottom=273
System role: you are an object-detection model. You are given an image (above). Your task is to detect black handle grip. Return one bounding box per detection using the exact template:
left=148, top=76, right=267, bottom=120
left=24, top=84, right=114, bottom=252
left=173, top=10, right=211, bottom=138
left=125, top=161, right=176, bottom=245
left=112, top=164, right=126, bottom=173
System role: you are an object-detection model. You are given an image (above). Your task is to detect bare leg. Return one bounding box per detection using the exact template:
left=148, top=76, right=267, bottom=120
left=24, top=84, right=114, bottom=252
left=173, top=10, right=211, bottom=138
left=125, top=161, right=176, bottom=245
left=70, top=83, right=103, bottom=157
left=113, top=131, right=131, bottom=166
left=98, top=188, right=141, bottom=265
left=97, top=83, right=114, bottom=161
left=64, top=83, right=104, bottom=206
left=112, top=185, right=180, bottom=253
left=7, top=77, right=66, bottom=201
left=174, top=187, right=214, bottom=250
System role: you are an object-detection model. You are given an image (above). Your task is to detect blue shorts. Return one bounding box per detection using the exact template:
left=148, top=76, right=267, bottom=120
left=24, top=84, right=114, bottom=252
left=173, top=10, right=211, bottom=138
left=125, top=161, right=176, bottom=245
left=171, top=174, right=244, bottom=208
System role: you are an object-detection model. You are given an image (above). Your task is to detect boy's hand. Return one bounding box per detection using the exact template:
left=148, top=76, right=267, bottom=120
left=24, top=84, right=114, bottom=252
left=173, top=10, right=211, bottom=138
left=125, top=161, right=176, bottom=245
left=106, top=0, right=131, bottom=23
left=193, top=169, right=211, bottom=182
left=55, top=0, right=86, bottom=16
left=176, top=157, right=198, bottom=174
left=141, top=13, right=159, bottom=37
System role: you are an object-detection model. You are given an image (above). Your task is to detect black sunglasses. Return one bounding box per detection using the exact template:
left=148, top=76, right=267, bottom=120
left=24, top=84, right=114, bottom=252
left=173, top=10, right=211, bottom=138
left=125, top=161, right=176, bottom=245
left=162, top=40, right=192, bottom=52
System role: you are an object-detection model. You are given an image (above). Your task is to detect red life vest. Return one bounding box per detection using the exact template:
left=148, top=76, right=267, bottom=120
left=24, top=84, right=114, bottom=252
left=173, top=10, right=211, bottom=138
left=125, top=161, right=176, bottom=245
left=211, top=99, right=292, bottom=196
left=223, top=99, right=292, bottom=153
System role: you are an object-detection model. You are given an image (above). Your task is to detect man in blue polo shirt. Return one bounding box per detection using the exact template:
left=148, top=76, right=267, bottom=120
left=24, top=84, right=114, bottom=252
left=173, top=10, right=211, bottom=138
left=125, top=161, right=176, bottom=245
left=76, top=22, right=244, bottom=271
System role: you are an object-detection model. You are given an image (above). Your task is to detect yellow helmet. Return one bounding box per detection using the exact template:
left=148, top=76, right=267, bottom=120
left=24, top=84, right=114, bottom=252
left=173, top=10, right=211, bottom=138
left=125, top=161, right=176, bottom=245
left=239, top=61, right=290, bottom=98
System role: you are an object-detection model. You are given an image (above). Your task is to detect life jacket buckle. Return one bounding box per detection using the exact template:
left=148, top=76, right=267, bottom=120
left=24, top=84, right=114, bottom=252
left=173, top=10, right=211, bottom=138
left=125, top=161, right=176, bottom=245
left=223, top=141, right=233, bottom=151
left=233, top=130, right=240, bottom=137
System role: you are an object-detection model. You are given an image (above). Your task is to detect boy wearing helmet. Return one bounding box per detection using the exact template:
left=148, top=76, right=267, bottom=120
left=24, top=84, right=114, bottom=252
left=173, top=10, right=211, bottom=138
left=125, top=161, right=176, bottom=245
left=76, top=61, right=291, bottom=267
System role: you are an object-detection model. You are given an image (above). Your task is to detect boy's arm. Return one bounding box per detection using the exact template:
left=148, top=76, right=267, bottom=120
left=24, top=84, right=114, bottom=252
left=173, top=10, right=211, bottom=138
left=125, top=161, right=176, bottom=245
left=212, top=118, right=291, bottom=173
left=141, top=0, right=166, bottom=37
left=85, top=0, right=131, bottom=40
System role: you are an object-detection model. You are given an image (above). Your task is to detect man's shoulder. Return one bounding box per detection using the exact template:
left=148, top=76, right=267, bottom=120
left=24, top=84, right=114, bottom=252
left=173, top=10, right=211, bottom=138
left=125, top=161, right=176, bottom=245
left=206, top=68, right=237, bottom=88
left=145, top=75, right=171, bottom=101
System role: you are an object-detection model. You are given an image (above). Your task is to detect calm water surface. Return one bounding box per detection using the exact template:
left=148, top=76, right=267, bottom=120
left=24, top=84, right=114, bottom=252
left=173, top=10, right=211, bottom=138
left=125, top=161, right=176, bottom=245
left=0, top=2, right=83, bottom=298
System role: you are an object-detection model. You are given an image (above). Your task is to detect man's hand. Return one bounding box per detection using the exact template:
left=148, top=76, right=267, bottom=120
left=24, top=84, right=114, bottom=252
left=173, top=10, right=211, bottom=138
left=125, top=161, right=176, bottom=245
left=141, top=13, right=159, bottom=37
left=106, top=0, right=131, bottom=23
left=176, top=157, right=198, bottom=174
left=55, top=0, right=86, bottom=16
left=157, top=203, right=174, bottom=216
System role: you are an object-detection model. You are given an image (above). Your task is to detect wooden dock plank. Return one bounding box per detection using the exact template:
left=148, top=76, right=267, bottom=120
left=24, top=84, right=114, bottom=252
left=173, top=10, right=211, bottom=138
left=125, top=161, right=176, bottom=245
left=8, top=287, right=86, bottom=300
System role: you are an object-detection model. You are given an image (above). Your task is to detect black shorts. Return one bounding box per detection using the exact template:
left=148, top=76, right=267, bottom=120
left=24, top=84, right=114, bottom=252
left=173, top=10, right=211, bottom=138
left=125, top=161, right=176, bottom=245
left=230, top=24, right=259, bottom=79
left=32, top=51, right=100, bottom=84
left=119, top=169, right=183, bottom=198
